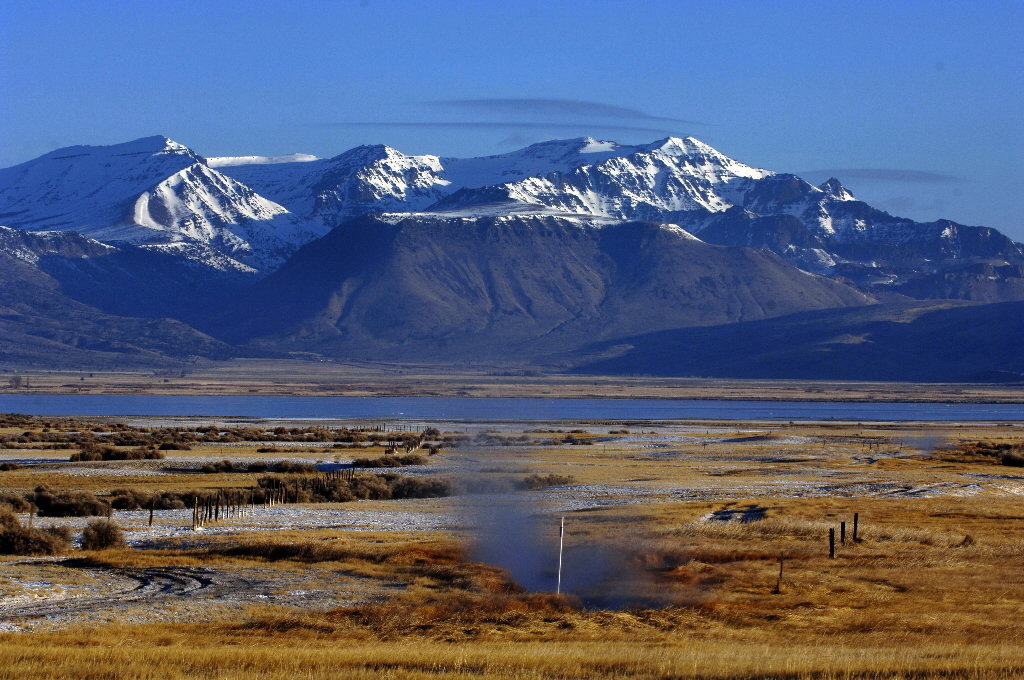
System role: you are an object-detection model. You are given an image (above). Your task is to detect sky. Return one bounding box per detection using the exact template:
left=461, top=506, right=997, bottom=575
left=1, top=0, right=1021, bottom=239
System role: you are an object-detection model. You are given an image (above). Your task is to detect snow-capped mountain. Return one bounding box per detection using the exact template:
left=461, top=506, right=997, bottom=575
left=0, top=136, right=324, bottom=272
left=2, top=132, right=1022, bottom=376
left=431, top=136, right=772, bottom=218
left=212, top=133, right=1024, bottom=301
left=216, top=144, right=451, bottom=230
left=3, top=133, right=1022, bottom=303
left=215, top=135, right=773, bottom=225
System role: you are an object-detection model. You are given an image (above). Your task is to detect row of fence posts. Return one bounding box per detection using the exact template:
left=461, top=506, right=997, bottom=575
left=773, top=513, right=861, bottom=594
left=192, top=488, right=266, bottom=530
left=89, top=428, right=405, bottom=532
left=828, top=512, right=860, bottom=559
left=20, top=426, right=411, bottom=533
left=189, top=469, right=358, bottom=530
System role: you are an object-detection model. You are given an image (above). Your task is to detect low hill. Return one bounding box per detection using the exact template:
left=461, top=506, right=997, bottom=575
left=568, top=300, right=1024, bottom=382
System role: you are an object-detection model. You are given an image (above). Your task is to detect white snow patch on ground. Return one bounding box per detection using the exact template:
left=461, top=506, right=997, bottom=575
left=33, top=504, right=454, bottom=548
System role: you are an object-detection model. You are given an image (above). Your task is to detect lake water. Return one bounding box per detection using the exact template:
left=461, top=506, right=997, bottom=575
left=0, top=395, right=1020, bottom=422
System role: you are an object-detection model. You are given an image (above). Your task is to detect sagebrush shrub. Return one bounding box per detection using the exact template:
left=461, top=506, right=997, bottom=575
left=0, top=508, right=71, bottom=555
left=81, top=520, right=125, bottom=550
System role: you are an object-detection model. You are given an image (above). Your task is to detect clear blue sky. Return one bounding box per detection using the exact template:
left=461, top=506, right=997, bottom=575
left=2, top=0, right=1021, bottom=239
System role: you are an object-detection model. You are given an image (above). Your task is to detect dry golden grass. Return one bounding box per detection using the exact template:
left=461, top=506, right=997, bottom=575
left=3, top=490, right=1022, bottom=679
left=1, top=416, right=1024, bottom=678
left=0, top=615, right=1022, bottom=679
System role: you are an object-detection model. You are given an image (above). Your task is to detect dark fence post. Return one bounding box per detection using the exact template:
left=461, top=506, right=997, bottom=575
left=853, top=513, right=860, bottom=542
left=829, top=528, right=836, bottom=559
left=773, top=553, right=784, bottom=594
left=841, top=521, right=846, bottom=545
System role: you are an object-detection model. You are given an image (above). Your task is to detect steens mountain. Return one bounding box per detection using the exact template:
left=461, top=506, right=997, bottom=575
left=1, top=133, right=1022, bottom=378
left=213, top=213, right=872, bottom=360
left=421, top=138, right=1024, bottom=302
left=214, top=134, right=1024, bottom=303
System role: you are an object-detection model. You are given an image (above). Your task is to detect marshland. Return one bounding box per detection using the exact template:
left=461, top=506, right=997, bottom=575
left=0, top=409, right=1022, bottom=679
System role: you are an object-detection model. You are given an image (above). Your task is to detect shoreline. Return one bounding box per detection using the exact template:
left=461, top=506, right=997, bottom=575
left=2, top=391, right=1024, bottom=404
left=2, top=360, right=1023, bottom=403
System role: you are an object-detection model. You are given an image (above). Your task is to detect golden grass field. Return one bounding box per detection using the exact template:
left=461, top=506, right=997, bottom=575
left=0, top=414, right=1022, bottom=678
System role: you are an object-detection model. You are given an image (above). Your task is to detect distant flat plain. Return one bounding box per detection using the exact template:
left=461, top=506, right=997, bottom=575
left=2, top=358, right=1023, bottom=402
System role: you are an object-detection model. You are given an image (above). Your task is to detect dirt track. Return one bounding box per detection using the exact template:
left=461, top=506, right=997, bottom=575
left=0, top=561, right=254, bottom=622
left=0, top=558, right=380, bottom=630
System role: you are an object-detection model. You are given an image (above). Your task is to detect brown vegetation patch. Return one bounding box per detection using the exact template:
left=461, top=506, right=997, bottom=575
left=942, top=440, right=1024, bottom=467
left=0, top=508, right=71, bottom=555
left=80, top=520, right=125, bottom=551
left=351, top=454, right=426, bottom=468
left=519, top=473, right=576, bottom=489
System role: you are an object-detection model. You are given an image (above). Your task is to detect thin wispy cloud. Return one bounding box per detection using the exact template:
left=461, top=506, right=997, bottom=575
left=430, top=98, right=706, bottom=126
left=801, top=168, right=964, bottom=184
left=876, top=196, right=950, bottom=213
left=313, top=121, right=680, bottom=135
left=497, top=132, right=537, bottom=147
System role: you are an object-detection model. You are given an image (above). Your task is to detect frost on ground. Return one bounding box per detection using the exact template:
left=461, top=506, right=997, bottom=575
left=0, top=558, right=388, bottom=632
left=29, top=503, right=454, bottom=549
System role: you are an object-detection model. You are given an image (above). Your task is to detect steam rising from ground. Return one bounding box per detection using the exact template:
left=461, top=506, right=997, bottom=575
left=466, top=492, right=557, bottom=592
left=909, top=432, right=947, bottom=458
left=453, top=448, right=671, bottom=608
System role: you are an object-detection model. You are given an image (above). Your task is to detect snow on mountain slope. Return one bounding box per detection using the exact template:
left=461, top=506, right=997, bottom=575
left=0, top=225, right=116, bottom=265
left=6, top=133, right=1021, bottom=298
left=221, top=145, right=451, bottom=230
left=0, top=136, right=322, bottom=271
left=216, top=136, right=774, bottom=226
left=431, top=136, right=775, bottom=219
left=215, top=137, right=641, bottom=222
left=0, top=136, right=200, bottom=231
left=438, top=137, right=643, bottom=188
left=208, top=153, right=319, bottom=167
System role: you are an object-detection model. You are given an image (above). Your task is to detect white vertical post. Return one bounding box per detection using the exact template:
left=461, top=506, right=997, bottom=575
left=557, top=515, right=565, bottom=595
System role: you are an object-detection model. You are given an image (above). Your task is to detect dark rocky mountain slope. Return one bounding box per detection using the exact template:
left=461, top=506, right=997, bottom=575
left=212, top=214, right=873, bottom=360
left=0, top=228, right=235, bottom=368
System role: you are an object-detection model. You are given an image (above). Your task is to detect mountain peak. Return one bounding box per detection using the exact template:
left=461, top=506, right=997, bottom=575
left=326, top=143, right=439, bottom=168
left=31, top=135, right=200, bottom=165
left=819, top=177, right=856, bottom=201
left=108, top=135, right=201, bottom=160
left=516, top=137, right=623, bottom=158
left=131, top=134, right=190, bottom=153
left=328, top=143, right=395, bottom=164
left=643, top=136, right=704, bottom=155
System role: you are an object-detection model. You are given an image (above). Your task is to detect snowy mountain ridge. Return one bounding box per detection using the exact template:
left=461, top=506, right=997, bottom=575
left=2, top=133, right=1023, bottom=373
left=0, top=136, right=324, bottom=272
left=2, top=134, right=1021, bottom=302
